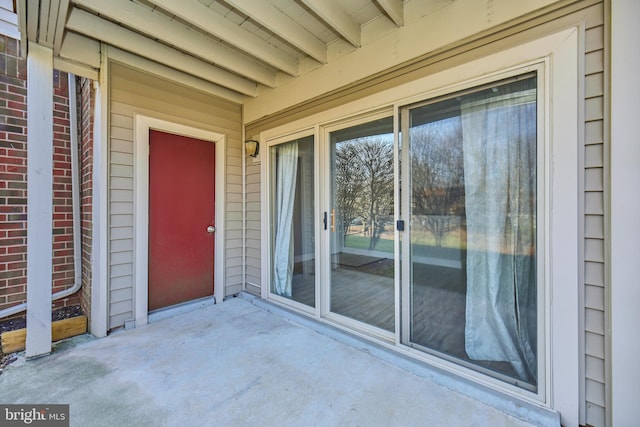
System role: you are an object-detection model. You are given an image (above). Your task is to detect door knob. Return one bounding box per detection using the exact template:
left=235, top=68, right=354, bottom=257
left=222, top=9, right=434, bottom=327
left=207, top=226, right=216, bottom=234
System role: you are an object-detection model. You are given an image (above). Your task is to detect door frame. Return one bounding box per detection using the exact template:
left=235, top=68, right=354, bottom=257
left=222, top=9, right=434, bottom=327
left=319, top=110, right=397, bottom=341
left=134, top=115, right=226, bottom=326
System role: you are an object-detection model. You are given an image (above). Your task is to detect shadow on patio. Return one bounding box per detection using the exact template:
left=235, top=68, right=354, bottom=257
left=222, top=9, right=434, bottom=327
left=0, top=295, right=548, bottom=426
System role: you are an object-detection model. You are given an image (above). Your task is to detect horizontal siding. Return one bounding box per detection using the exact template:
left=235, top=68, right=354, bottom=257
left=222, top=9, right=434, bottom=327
left=245, top=159, right=261, bottom=290
left=583, top=15, right=607, bottom=427
left=110, top=250, right=133, bottom=266
left=0, top=2, right=18, bottom=39
left=111, top=288, right=132, bottom=304
left=586, top=354, right=605, bottom=383
left=110, top=275, right=132, bottom=291
left=587, top=404, right=605, bottom=427
left=585, top=284, right=605, bottom=311
left=107, top=62, right=241, bottom=328
left=586, top=331, right=605, bottom=359
left=585, top=215, right=604, bottom=239
left=108, top=98, right=135, bottom=329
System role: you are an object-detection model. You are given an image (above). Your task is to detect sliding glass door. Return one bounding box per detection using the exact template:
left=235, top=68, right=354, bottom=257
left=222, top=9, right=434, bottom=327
left=266, top=71, right=542, bottom=392
left=401, top=74, right=540, bottom=389
left=326, top=116, right=395, bottom=333
left=269, top=135, right=316, bottom=308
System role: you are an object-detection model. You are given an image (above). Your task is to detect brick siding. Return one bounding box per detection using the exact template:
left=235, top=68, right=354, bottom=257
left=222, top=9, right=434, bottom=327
left=0, top=35, right=91, bottom=319
left=79, top=77, right=93, bottom=322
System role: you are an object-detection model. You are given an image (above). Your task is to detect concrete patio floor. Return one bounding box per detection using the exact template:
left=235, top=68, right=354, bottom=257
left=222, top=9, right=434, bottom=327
left=0, top=295, right=556, bottom=426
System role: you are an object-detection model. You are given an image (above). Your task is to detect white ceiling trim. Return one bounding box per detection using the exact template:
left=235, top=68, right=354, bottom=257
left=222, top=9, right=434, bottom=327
left=53, top=56, right=99, bottom=80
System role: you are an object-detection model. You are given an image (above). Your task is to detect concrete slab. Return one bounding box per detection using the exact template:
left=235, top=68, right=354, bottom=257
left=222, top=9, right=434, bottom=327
left=0, top=296, right=548, bottom=426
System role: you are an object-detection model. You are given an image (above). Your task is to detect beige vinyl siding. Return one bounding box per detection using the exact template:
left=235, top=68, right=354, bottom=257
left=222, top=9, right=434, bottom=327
left=583, top=11, right=607, bottom=427
left=107, top=62, right=242, bottom=329
left=225, top=149, right=244, bottom=296
left=109, top=109, right=135, bottom=328
left=244, top=160, right=262, bottom=294
left=0, top=0, right=18, bottom=39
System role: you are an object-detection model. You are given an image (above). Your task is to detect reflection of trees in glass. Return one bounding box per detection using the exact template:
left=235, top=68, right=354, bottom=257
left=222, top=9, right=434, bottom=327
left=335, top=142, right=365, bottom=240
left=411, top=118, right=465, bottom=247
left=335, top=138, right=393, bottom=250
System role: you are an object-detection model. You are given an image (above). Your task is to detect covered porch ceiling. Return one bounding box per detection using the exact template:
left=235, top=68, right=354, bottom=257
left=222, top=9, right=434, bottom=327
left=16, top=0, right=416, bottom=103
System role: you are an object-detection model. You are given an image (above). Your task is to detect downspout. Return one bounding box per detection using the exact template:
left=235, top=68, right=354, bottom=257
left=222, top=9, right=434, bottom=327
left=0, top=73, right=82, bottom=319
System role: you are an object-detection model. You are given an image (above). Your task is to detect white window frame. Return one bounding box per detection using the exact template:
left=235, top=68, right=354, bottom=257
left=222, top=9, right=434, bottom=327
left=396, top=65, right=546, bottom=397
left=261, top=127, right=320, bottom=317
left=319, top=109, right=397, bottom=343
left=260, top=27, right=580, bottom=424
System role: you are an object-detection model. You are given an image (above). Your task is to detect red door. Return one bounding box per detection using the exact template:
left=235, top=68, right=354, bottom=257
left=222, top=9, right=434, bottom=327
left=148, top=130, right=215, bottom=311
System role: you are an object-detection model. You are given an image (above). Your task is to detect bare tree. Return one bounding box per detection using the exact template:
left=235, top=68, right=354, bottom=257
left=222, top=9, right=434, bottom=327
left=410, top=119, right=465, bottom=246
left=360, top=139, right=394, bottom=249
left=335, top=142, right=365, bottom=239
left=334, top=138, right=394, bottom=250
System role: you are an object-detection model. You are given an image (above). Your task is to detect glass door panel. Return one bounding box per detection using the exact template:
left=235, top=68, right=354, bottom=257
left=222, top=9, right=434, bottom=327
left=404, top=74, right=539, bottom=389
left=328, top=117, right=395, bottom=332
left=270, top=135, right=315, bottom=307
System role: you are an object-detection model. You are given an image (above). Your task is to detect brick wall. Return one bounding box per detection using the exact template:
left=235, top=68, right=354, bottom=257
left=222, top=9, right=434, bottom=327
left=79, top=77, right=93, bottom=322
left=0, top=35, right=28, bottom=314
left=0, top=35, right=87, bottom=319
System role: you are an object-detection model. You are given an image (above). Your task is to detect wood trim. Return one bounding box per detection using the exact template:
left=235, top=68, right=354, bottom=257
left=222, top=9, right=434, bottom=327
left=1, top=316, right=88, bottom=354
left=25, top=42, right=53, bottom=358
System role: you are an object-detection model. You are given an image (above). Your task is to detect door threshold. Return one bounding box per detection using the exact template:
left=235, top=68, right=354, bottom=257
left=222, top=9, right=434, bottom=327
left=148, top=296, right=217, bottom=324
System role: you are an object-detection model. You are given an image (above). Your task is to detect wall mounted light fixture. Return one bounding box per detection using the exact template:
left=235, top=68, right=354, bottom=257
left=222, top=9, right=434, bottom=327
left=244, top=140, right=259, bottom=158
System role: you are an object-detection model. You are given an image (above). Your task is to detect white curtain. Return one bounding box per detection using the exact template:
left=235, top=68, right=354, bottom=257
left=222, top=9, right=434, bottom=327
left=273, top=142, right=299, bottom=297
left=461, top=85, right=537, bottom=381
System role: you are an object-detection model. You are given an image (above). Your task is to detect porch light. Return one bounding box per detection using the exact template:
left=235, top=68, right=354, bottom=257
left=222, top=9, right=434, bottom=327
left=245, top=140, right=259, bottom=158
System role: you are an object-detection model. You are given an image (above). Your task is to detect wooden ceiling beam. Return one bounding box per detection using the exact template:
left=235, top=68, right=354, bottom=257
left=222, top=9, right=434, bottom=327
left=299, top=0, right=361, bottom=48
left=59, top=31, right=99, bottom=68
left=26, top=0, right=38, bottom=42
left=52, top=0, right=69, bottom=54
left=38, top=0, right=52, bottom=45
left=73, top=0, right=276, bottom=87
left=375, top=0, right=403, bottom=27
left=66, top=8, right=257, bottom=96
left=108, top=47, right=244, bottom=104
left=148, top=0, right=298, bottom=76
left=225, top=0, right=327, bottom=64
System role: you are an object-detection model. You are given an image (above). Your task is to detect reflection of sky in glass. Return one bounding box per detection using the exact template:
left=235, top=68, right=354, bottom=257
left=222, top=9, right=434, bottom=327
left=338, top=132, right=393, bottom=146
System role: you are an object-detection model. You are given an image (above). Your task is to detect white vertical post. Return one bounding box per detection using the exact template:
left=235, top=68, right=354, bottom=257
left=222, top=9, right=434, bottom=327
left=91, top=44, right=109, bottom=338
left=549, top=29, right=580, bottom=427
left=25, top=42, right=54, bottom=359
left=611, top=1, right=640, bottom=426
